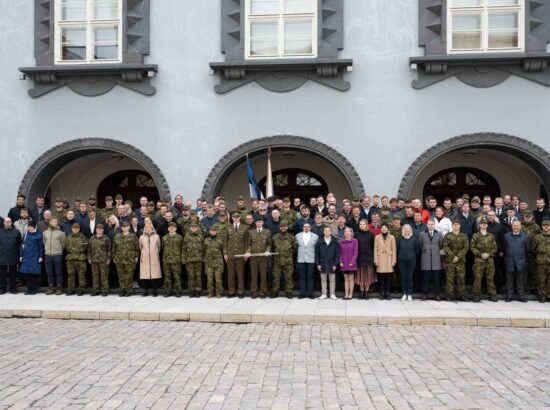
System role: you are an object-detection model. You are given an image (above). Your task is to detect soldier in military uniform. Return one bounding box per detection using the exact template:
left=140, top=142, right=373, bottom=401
left=470, top=196, right=483, bottom=219
left=176, top=205, right=191, bottom=236
left=236, top=196, right=248, bottom=221
left=389, top=215, right=402, bottom=239
left=112, top=221, right=139, bottom=297
left=533, top=220, right=550, bottom=303
left=87, top=224, right=111, bottom=296
left=183, top=209, right=204, bottom=237
left=380, top=206, right=393, bottom=227
left=51, top=198, right=68, bottom=224
left=271, top=222, right=296, bottom=298
left=162, top=222, right=184, bottom=297
left=215, top=211, right=228, bottom=238
left=100, top=195, right=117, bottom=221
left=470, top=217, right=498, bottom=302
left=65, top=223, right=88, bottom=296
left=203, top=225, right=224, bottom=298
left=521, top=211, right=541, bottom=293
left=224, top=211, right=249, bottom=298
left=280, top=197, right=298, bottom=233
left=246, top=218, right=272, bottom=298
left=183, top=222, right=204, bottom=297
left=443, top=219, right=469, bottom=301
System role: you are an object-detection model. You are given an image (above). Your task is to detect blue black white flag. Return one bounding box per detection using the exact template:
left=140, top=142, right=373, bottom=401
left=246, top=153, right=263, bottom=199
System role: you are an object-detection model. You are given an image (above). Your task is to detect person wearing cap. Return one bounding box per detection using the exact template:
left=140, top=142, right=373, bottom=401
left=161, top=222, right=184, bottom=297
left=19, top=221, right=43, bottom=295
left=51, top=198, right=68, bottom=225
left=65, top=223, right=88, bottom=296
left=72, top=196, right=83, bottom=213
left=235, top=196, right=248, bottom=220
left=112, top=221, right=140, bottom=297
left=183, top=209, right=203, bottom=236
left=522, top=211, right=541, bottom=293
left=99, top=196, right=116, bottom=221
left=139, top=222, right=162, bottom=297
left=114, top=194, right=124, bottom=208
left=503, top=219, right=531, bottom=303
left=88, top=223, right=112, bottom=297
left=389, top=214, right=402, bottom=239
left=280, top=198, right=298, bottom=233
left=533, top=220, right=550, bottom=302
left=470, top=217, right=498, bottom=302
left=42, top=217, right=66, bottom=295
left=204, top=224, right=224, bottom=298
left=443, top=219, right=469, bottom=301
left=0, top=217, right=22, bottom=295
left=470, top=197, right=483, bottom=219
left=175, top=205, right=191, bottom=235
left=224, top=212, right=249, bottom=298
left=245, top=218, right=272, bottom=299
left=272, top=222, right=296, bottom=298
left=215, top=212, right=229, bottom=238
left=182, top=222, right=204, bottom=297
left=88, top=195, right=97, bottom=209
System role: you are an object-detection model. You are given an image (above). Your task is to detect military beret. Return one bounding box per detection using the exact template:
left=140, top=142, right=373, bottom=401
left=96, top=224, right=105, bottom=229
left=393, top=214, right=401, bottom=220
left=524, top=211, right=534, bottom=217
left=231, top=211, right=242, bottom=218
left=89, top=195, right=96, bottom=200
left=452, top=218, right=461, bottom=224
left=72, top=223, right=80, bottom=229
left=105, top=195, right=113, bottom=201
left=121, top=221, right=130, bottom=227
left=479, top=217, right=488, bottom=224
left=209, top=225, right=218, bottom=231
left=471, top=196, right=480, bottom=203
left=462, top=194, right=470, bottom=200
left=542, top=220, right=550, bottom=226
left=168, top=222, right=177, bottom=228
left=283, top=197, right=291, bottom=202
left=55, top=197, right=63, bottom=202
left=280, top=222, right=288, bottom=227
left=190, top=222, right=199, bottom=228
left=115, top=194, right=123, bottom=200
left=237, top=196, right=245, bottom=201
left=75, top=196, right=82, bottom=201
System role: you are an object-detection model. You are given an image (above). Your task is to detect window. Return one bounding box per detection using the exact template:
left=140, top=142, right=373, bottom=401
left=55, top=0, right=122, bottom=64
left=448, top=0, right=524, bottom=53
left=245, top=0, right=317, bottom=59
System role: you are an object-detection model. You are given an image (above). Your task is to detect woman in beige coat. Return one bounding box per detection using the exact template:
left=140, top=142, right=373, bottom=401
left=139, top=222, right=162, bottom=296
left=374, top=224, right=396, bottom=300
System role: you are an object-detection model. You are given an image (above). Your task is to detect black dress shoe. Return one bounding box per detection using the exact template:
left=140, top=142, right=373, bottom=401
left=9, top=290, right=17, bottom=295
left=539, top=295, right=546, bottom=303
left=102, top=291, right=108, bottom=297
left=91, top=291, right=100, bottom=297
left=446, top=295, right=452, bottom=302
left=270, top=292, right=278, bottom=299
left=77, top=289, right=84, bottom=296
left=152, top=290, right=158, bottom=297
left=286, top=292, right=293, bottom=299
left=435, top=295, right=441, bottom=302
left=489, top=294, right=498, bottom=302
left=175, top=292, right=181, bottom=298
left=251, top=293, right=257, bottom=299
left=142, top=290, right=149, bottom=297
left=505, top=297, right=511, bottom=302
left=460, top=295, right=468, bottom=302
left=298, top=294, right=305, bottom=299
left=24, top=290, right=31, bottom=295
left=365, top=292, right=369, bottom=300
left=260, top=294, right=265, bottom=299
left=421, top=294, right=428, bottom=301
left=308, top=295, right=314, bottom=299
left=119, top=290, right=126, bottom=297
left=518, top=297, right=527, bottom=303
left=238, top=294, right=244, bottom=299
left=0, top=290, right=6, bottom=295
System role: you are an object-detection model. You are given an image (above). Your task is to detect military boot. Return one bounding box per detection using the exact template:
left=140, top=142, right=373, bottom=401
left=489, top=293, right=498, bottom=302
left=473, top=293, right=481, bottom=303
left=46, top=286, right=55, bottom=295
left=539, top=295, right=546, bottom=303
left=55, top=286, right=63, bottom=295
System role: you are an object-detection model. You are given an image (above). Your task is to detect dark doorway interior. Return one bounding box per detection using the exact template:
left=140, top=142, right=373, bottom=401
left=259, top=168, right=329, bottom=202
left=97, top=169, right=160, bottom=208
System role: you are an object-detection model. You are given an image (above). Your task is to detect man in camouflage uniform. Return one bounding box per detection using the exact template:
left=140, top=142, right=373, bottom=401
left=389, top=214, right=402, bottom=239
left=443, top=219, right=469, bottom=301
left=271, top=222, right=296, bottom=298
left=215, top=211, right=229, bottom=238
left=183, top=210, right=204, bottom=237
left=470, top=196, right=483, bottom=219
left=224, top=211, right=249, bottom=298
left=380, top=206, right=393, bottom=227
left=51, top=198, right=68, bottom=224
left=162, top=222, right=184, bottom=297
left=112, top=221, right=139, bottom=297
left=99, top=195, right=117, bottom=221
left=87, top=224, right=111, bottom=296
left=183, top=222, right=204, bottom=297
left=203, top=225, right=224, bottom=298
left=470, top=217, right=498, bottom=302
left=246, top=218, right=272, bottom=298
left=65, top=223, right=88, bottom=296
left=176, top=205, right=191, bottom=236
left=521, top=211, right=541, bottom=293
left=533, top=220, right=550, bottom=303
left=236, top=196, right=249, bottom=221
left=280, top=197, right=298, bottom=233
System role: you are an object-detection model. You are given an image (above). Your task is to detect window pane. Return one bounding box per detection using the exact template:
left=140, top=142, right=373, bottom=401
left=61, top=0, right=87, bottom=20
left=250, top=20, right=278, bottom=38
left=250, top=39, right=278, bottom=55
left=94, top=45, right=118, bottom=59
left=284, top=0, right=314, bottom=14
left=94, top=0, right=119, bottom=20
left=453, top=31, right=482, bottom=49
left=61, top=26, right=86, bottom=43
left=489, top=11, right=518, bottom=30
left=250, top=0, right=279, bottom=14
left=489, top=30, right=518, bottom=48
left=62, top=46, right=86, bottom=60
left=451, top=0, right=482, bottom=7
left=487, top=0, right=519, bottom=5
left=285, top=19, right=312, bottom=36
left=452, top=12, right=481, bottom=30
left=94, top=25, right=118, bottom=42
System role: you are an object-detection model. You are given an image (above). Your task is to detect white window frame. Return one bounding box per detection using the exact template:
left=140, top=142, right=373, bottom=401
left=54, top=0, right=123, bottom=64
left=447, top=0, right=524, bottom=54
left=244, top=0, right=318, bottom=60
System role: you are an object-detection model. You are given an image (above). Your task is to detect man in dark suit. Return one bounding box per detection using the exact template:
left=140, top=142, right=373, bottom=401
left=534, top=198, right=550, bottom=227
left=487, top=210, right=505, bottom=293
left=418, top=220, right=444, bottom=301
left=81, top=208, right=103, bottom=238
left=503, top=220, right=531, bottom=302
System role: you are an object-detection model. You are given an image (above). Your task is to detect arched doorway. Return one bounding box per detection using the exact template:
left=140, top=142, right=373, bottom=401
left=423, top=167, right=501, bottom=204
left=19, top=138, right=171, bottom=207
left=97, top=170, right=160, bottom=207
left=201, top=136, right=364, bottom=204
left=399, top=133, right=550, bottom=206
left=258, top=168, right=329, bottom=202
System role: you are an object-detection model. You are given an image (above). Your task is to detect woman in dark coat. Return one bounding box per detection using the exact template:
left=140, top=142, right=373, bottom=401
left=355, top=219, right=375, bottom=299
left=19, top=221, right=44, bottom=295
left=397, top=224, right=420, bottom=301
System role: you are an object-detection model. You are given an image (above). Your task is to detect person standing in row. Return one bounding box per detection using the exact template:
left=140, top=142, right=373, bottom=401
left=183, top=222, right=204, bottom=297
left=65, top=223, right=88, bottom=296
left=42, top=217, right=66, bottom=295
left=112, top=221, right=139, bottom=297
left=397, top=224, right=420, bottom=301
left=533, top=220, right=550, bottom=303
left=355, top=220, right=375, bottom=300
left=224, top=212, right=249, bottom=298
left=88, top=224, right=111, bottom=297
left=374, top=224, right=396, bottom=300
left=419, top=220, right=444, bottom=301
left=296, top=222, right=318, bottom=299
left=271, top=222, right=296, bottom=299
left=443, top=219, right=469, bottom=301
left=246, top=218, right=272, bottom=299
left=316, top=226, right=339, bottom=300
left=139, top=222, right=162, bottom=297
left=340, top=227, right=358, bottom=300
left=0, top=218, right=22, bottom=294
left=503, top=220, right=531, bottom=303
left=203, top=225, right=224, bottom=298
left=162, top=222, right=184, bottom=297
left=470, top=217, right=498, bottom=302
left=20, top=221, right=43, bottom=295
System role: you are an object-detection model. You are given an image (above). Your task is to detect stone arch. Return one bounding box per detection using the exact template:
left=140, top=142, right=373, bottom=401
left=201, top=136, right=365, bottom=201
left=398, top=133, right=550, bottom=199
left=19, top=138, right=171, bottom=201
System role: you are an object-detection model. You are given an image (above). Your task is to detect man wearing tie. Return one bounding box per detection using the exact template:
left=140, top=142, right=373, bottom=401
left=224, top=211, right=249, bottom=298
left=418, top=220, right=444, bottom=301
left=494, top=197, right=504, bottom=220
left=295, top=223, right=319, bottom=299
left=503, top=220, right=531, bottom=302
left=245, top=218, right=272, bottom=299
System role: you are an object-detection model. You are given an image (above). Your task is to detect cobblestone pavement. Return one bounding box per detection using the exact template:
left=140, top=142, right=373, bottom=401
left=0, top=320, right=549, bottom=409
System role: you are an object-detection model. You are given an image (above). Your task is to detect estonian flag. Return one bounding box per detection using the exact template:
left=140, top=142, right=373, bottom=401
left=246, top=153, right=263, bottom=199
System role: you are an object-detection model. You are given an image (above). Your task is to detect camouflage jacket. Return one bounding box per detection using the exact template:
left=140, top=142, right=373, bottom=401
left=533, top=233, right=550, bottom=264
left=389, top=225, right=402, bottom=240
left=182, top=232, right=204, bottom=263
left=162, top=233, right=184, bottom=264
left=443, top=232, right=469, bottom=262
left=99, top=207, right=117, bottom=221
left=51, top=208, right=68, bottom=224
left=112, top=233, right=139, bottom=264
left=272, top=232, right=297, bottom=265
left=470, top=232, right=496, bottom=260
left=280, top=209, right=298, bottom=232
left=247, top=229, right=272, bottom=254
left=65, top=232, right=88, bottom=261
left=522, top=222, right=542, bottom=240
left=203, top=236, right=224, bottom=268
left=213, top=221, right=228, bottom=238
left=87, top=235, right=112, bottom=263
left=176, top=216, right=191, bottom=235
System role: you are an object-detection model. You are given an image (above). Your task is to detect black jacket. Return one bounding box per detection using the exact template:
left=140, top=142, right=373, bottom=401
left=397, top=236, right=420, bottom=262
left=356, top=230, right=374, bottom=267
left=534, top=208, right=550, bottom=227
left=459, top=213, right=477, bottom=240
left=81, top=217, right=104, bottom=238
left=315, top=236, right=340, bottom=273
left=7, top=205, right=24, bottom=222
left=487, top=221, right=504, bottom=254
left=0, top=228, right=22, bottom=266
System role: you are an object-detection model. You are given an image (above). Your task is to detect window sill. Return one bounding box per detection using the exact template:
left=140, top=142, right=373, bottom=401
left=18, top=63, right=159, bottom=98
left=209, top=58, right=353, bottom=94
left=409, top=52, right=550, bottom=88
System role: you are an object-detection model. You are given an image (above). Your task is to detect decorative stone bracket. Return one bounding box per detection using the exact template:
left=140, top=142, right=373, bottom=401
left=410, top=53, right=550, bottom=89
left=209, top=58, right=353, bottom=94
left=18, top=64, right=158, bottom=97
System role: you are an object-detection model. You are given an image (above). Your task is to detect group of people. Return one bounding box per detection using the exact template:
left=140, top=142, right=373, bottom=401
left=0, top=191, right=549, bottom=303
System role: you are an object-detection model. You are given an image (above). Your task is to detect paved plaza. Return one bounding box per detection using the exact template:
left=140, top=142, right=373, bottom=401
left=0, top=320, right=549, bottom=409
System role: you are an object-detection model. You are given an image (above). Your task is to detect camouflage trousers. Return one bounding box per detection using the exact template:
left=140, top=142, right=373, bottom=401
left=66, top=260, right=87, bottom=291
left=537, top=262, right=550, bottom=297
left=116, top=263, right=135, bottom=293
left=272, top=261, right=294, bottom=293
left=525, top=253, right=537, bottom=292
left=186, top=262, right=202, bottom=292
left=163, top=262, right=182, bottom=293
left=445, top=261, right=466, bottom=296
left=473, top=259, right=496, bottom=295
left=91, top=262, right=109, bottom=292
left=205, top=263, right=223, bottom=295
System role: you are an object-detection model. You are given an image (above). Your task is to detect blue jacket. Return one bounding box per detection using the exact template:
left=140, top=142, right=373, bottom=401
left=397, top=236, right=420, bottom=262
left=315, top=236, right=340, bottom=273
left=294, top=217, right=314, bottom=234
left=459, top=213, right=477, bottom=240
left=503, top=232, right=531, bottom=273
left=19, top=230, right=43, bottom=275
